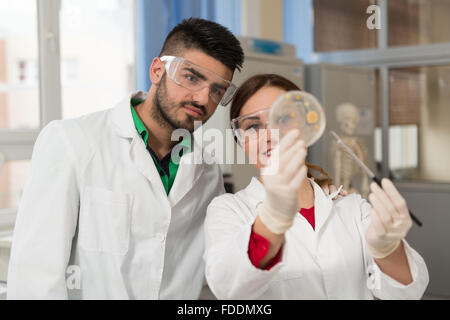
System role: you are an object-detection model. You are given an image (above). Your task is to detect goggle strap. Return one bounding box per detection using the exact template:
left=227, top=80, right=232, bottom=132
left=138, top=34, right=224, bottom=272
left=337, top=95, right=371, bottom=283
left=170, top=58, right=181, bottom=80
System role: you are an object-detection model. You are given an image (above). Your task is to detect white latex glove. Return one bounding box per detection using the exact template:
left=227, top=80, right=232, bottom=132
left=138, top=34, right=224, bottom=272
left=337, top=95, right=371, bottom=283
left=365, top=178, right=413, bottom=259
left=258, top=130, right=308, bottom=235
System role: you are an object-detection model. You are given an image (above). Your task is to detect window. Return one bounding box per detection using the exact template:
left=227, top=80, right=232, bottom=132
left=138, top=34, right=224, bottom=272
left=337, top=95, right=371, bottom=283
left=388, top=65, right=450, bottom=182
left=0, top=0, right=40, bottom=130
left=60, top=0, right=135, bottom=119
left=375, top=65, right=450, bottom=182
left=388, top=0, right=450, bottom=47
left=313, top=0, right=378, bottom=52
left=0, top=0, right=39, bottom=223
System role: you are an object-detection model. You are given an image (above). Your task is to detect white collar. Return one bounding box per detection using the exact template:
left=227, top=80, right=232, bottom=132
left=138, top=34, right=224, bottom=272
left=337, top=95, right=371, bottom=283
left=243, top=177, right=266, bottom=209
left=111, top=91, right=206, bottom=165
left=243, top=176, right=344, bottom=233
left=243, top=176, right=342, bottom=209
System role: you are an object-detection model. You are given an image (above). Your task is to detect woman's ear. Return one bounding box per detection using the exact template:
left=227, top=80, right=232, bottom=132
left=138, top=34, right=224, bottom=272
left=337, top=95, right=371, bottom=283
left=149, top=57, right=165, bottom=85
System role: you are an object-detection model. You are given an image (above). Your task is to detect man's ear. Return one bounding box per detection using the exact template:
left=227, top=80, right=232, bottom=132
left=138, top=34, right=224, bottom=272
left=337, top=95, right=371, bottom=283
left=149, top=57, right=165, bottom=85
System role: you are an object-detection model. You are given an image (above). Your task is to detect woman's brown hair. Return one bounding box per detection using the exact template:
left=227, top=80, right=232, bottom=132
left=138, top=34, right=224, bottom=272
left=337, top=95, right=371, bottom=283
left=230, top=74, right=332, bottom=188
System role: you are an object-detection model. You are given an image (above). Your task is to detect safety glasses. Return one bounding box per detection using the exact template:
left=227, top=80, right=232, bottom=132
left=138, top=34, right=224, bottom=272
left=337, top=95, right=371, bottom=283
left=231, top=107, right=303, bottom=145
left=160, top=56, right=237, bottom=107
left=231, top=108, right=271, bottom=144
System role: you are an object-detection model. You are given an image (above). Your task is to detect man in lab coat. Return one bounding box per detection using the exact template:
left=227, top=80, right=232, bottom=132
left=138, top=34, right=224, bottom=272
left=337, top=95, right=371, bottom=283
left=7, top=18, right=244, bottom=299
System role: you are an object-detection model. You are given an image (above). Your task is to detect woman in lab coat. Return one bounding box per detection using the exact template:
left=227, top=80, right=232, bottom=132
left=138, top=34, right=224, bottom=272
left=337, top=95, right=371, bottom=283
left=204, top=74, right=429, bottom=300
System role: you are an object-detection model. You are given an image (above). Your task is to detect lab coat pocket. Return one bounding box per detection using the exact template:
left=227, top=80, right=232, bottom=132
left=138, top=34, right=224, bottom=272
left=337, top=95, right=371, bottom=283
left=79, top=186, right=132, bottom=255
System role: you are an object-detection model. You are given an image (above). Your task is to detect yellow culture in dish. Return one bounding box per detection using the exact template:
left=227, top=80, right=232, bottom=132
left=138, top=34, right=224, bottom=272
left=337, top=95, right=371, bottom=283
left=306, top=110, right=319, bottom=124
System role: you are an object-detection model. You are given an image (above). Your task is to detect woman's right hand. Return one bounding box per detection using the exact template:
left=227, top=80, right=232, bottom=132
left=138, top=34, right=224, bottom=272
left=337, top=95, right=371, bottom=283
left=258, top=129, right=308, bottom=235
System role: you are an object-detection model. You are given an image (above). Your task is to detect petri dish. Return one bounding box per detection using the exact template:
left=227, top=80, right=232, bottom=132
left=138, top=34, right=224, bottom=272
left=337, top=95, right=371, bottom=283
left=268, top=90, right=326, bottom=146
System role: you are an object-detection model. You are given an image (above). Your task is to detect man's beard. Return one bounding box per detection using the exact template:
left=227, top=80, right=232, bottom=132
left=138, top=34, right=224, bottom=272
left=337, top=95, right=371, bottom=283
left=152, top=74, right=209, bottom=133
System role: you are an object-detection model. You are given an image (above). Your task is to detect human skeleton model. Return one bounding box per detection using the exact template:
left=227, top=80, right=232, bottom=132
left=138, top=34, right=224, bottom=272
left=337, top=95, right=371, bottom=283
left=333, top=103, right=369, bottom=198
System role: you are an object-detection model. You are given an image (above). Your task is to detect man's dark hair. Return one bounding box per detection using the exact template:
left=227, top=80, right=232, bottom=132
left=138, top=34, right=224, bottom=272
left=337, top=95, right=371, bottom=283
left=160, top=18, right=244, bottom=73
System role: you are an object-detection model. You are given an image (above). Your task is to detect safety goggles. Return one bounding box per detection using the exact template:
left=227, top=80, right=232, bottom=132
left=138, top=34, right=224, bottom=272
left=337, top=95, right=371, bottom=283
left=231, top=107, right=303, bottom=145
left=160, top=56, right=237, bottom=106
left=231, top=108, right=272, bottom=144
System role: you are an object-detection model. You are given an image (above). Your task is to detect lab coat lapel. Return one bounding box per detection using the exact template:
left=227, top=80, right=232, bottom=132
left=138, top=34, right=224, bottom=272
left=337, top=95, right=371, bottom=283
left=311, top=179, right=334, bottom=234
left=168, top=140, right=204, bottom=207
left=110, top=92, right=139, bottom=139
left=111, top=92, right=169, bottom=198
left=244, top=177, right=266, bottom=216
left=290, top=180, right=334, bottom=267
left=247, top=178, right=323, bottom=266
left=245, top=177, right=336, bottom=234
left=111, top=92, right=206, bottom=206
left=130, top=137, right=169, bottom=198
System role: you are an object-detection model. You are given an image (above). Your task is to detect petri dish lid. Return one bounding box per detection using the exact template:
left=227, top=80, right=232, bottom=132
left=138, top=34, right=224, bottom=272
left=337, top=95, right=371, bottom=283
left=268, top=90, right=326, bottom=147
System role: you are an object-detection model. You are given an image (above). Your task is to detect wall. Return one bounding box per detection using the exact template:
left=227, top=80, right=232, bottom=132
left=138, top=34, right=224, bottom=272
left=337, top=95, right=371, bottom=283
left=241, top=0, right=283, bottom=41
left=399, top=184, right=450, bottom=298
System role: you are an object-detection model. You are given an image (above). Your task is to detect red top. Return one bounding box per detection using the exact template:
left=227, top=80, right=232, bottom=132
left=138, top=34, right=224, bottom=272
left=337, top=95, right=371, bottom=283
left=299, top=206, right=315, bottom=230
left=248, top=206, right=315, bottom=270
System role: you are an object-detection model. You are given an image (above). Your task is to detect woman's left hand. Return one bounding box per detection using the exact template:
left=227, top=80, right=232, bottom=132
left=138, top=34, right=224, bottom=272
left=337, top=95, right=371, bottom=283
left=365, top=178, right=412, bottom=259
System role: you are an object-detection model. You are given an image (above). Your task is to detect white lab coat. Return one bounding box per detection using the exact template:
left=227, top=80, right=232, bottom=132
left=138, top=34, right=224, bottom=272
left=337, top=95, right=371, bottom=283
left=204, top=177, right=429, bottom=300
left=7, top=92, right=225, bottom=299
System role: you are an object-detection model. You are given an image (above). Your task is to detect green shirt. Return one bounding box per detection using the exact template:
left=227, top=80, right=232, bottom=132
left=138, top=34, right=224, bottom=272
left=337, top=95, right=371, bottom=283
left=130, top=98, right=191, bottom=195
